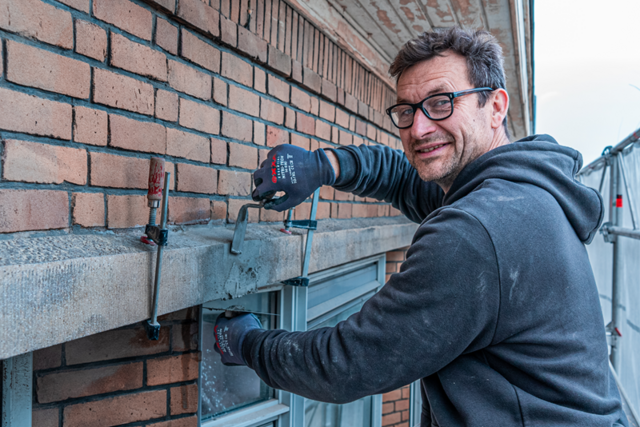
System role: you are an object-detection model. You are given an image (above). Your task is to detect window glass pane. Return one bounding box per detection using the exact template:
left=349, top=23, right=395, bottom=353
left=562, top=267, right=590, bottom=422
left=308, top=263, right=377, bottom=311
left=201, top=293, right=277, bottom=420
left=305, top=300, right=373, bottom=427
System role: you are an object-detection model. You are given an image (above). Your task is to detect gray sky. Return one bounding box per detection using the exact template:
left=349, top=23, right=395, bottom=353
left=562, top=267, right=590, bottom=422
left=535, top=0, right=640, bottom=165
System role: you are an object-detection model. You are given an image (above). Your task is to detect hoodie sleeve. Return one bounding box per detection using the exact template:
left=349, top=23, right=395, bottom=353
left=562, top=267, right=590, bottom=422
left=328, top=144, right=444, bottom=223
left=242, top=208, right=500, bottom=403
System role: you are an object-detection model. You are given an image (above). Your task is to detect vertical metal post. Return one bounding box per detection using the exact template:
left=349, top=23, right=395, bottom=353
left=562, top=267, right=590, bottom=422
left=1, top=353, right=32, bottom=427
left=610, top=155, right=624, bottom=371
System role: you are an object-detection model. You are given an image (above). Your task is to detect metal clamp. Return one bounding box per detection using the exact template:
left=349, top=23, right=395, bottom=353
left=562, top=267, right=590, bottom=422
left=600, top=222, right=615, bottom=243
left=145, top=225, right=168, bottom=246
left=283, top=219, right=317, bottom=230
left=284, top=188, right=320, bottom=287
left=230, top=202, right=264, bottom=255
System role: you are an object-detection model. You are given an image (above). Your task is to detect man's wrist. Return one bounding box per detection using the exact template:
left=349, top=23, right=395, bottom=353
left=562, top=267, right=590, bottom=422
left=323, top=149, right=341, bottom=180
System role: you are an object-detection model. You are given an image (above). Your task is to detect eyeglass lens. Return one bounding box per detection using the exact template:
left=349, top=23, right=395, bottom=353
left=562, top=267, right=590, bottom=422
left=389, top=95, right=452, bottom=128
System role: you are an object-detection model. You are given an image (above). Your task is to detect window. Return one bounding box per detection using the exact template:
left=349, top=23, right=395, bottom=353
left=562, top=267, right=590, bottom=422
left=199, top=255, right=385, bottom=427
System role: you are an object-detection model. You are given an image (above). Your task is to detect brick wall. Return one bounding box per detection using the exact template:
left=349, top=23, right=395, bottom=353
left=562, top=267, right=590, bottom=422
left=0, top=0, right=403, bottom=236
left=31, top=307, right=199, bottom=427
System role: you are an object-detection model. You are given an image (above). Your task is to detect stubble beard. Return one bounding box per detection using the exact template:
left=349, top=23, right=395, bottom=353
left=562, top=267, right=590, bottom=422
left=407, top=132, right=462, bottom=188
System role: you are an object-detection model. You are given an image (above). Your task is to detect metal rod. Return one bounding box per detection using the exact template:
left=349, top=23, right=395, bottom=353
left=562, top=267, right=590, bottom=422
left=301, top=188, right=320, bottom=277
left=610, top=158, right=624, bottom=371
left=609, top=360, right=640, bottom=425
left=598, top=162, right=608, bottom=195
left=579, top=127, right=640, bottom=175
left=617, top=155, right=638, bottom=230
left=606, top=226, right=640, bottom=240
left=149, top=172, right=170, bottom=329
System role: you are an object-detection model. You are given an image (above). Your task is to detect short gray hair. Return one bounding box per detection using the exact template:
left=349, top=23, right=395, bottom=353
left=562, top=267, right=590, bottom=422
left=389, top=27, right=510, bottom=137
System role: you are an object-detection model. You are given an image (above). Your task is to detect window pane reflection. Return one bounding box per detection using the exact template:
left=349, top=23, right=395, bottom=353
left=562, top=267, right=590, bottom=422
left=201, top=293, right=276, bottom=420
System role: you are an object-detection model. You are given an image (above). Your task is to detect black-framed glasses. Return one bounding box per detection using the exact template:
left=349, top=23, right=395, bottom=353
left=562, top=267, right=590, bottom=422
left=386, top=87, right=494, bottom=129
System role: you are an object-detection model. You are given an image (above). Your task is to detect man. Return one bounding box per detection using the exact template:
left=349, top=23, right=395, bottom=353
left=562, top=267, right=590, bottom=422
left=215, top=27, right=628, bottom=426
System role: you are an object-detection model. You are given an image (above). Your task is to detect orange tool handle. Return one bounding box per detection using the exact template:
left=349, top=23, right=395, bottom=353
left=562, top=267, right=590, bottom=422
left=147, top=157, right=165, bottom=201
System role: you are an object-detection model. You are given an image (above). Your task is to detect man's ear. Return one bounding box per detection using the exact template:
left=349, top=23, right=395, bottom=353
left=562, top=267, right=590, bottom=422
left=490, top=88, right=509, bottom=130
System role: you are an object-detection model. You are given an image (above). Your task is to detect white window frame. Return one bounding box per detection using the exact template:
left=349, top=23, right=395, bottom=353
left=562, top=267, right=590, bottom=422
left=1, top=352, right=33, bottom=427
left=409, top=380, right=422, bottom=427
left=199, top=255, right=386, bottom=427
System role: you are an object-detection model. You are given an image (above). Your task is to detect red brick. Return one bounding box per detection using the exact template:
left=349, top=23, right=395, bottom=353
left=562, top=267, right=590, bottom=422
left=58, top=0, right=89, bottom=12
left=353, top=204, right=369, bottom=218
left=148, top=0, right=175, bottom=13
left=291, top=87, right=311, bottom=112
left=367, top=124, right=377, bottom=141
left=260, top=208, right=283, bottom=222
left=229, top=143, right=258, bottom=169
left=259, top=148, right=269, bottom=167
left=176, top=163, right=217, bottom=194
left=291, top=134, right=310, bottom=150
left=147, top=353, right=200, bottom=386
left=336, top=109, right=350, bottom=128
left=228, top=198, right=258, bottom=223
left=266, top=126, right=289, bottom=147
left=181, top=29, right=220, bottom=73
left=355, top=119, right=366, bottom=136
left=213, top=77, right=228, bottom=106
left=168, top=60, right=212, bottom=100
left=211, top=200, right=227, bottom=220
left=238, top=25, right=267, bottom=63
left=147, top=416, right=198, bottom=427
left=315, top=120, right=331, bottom=140
left=285, top=107, right=296, bottom=129
left=0, top=190, right=69, bottom=233
left=218, top=170, right=251, bottom=196
left=93, top=0, right=152, bottom=41
left=387, top=250, right=407, bottom=262
left=319, top=186, right=334, bottom=200
left=166, top=128, right=210, bottom=162
left=110, top=33, right=167, bottom=81
left=170, top=384, right=198, bottom=415
left=109, top=114, right=166, bottom=153
left=0, top=0, right=73, bottom=49
left=177, top=0, right=220, bottom=38
left=382, top=412, right=401, bottom=426
left=73, top=106, right=107, bottom=146
left=254, top=68, right=266, bottom=93
left=211, top=138, right=227, bottom=164
left=179, top=98, right=220, bottom=135
left=268, top=74, right=290, bottom=102
left=172, top=322, right=198, bottom=352
left=296, top=113, right=315, bottom=135
left=322, top=79, right=337, bottom=102
left=90, top=152, right=147, bottom=189
left=220, top=15, right=237, bottom=47
left=3, top=139, right=86, bottom=185
left=75, top=20, right=107, bottom=61
left=33, top=344, right=62, bottom=370
left=319, top=101, right=335, bottom=122
left=156, top=17, right=178, bottom=55
left=310, top=97, right=319, bottom=116
left=303, top=67, right=321, bottom=93
left=37, top=362, right=143, bottom=403
left=64, top=390, right=166, bottom=427
left=228, top=85, right=260, bottom=117
left=6, top=40, right=88, bottom=98
left=339, top=130, right=353, bottom=146
left=382, top=402, right=394, bottom=415
left=221, top=111, right=253, bottom=142
left=402, top=386, right=411, bottom=399
left=395, top=398, right=410, bottom=411
left=268, top=44, right=291, bottom=76
left=291, top=60, right=302, bottom=83
left=72, top=192, right=105, bottom=227
left=383, top=389, right=402, bottom=402
left=32, top=407, right=58, bottom=427
left=260, top=98, right=284, bottom=124
left=169, top=197, right=210, bottom=223
left=93, top=68, right=154, bottom=115
left=156, top=90, right=179, bottom=122
left=221, top=52, right=253, bottom=87
left=398, top=422, right=410, bottom=427
left=390, top=206, right=402, bottom=216
left=317, top=202, right=331, bottom=219
left=344, top=93, right=358, bottom=113
left=334, top=190, right=353, bottom=201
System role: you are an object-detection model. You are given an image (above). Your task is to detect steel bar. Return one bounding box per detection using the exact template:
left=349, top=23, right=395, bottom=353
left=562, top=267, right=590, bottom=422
left=606, top=226, right=640, bottom=240
left=598, top=162, right=608, bottom=195
left=579, top=127, right=640, bottom=175
left=610, top=158, right=624, bottom=371
left=230, top=202, right=264, bottom=255
left=610, top=361, right=640, bottom=426
left=301, top=188, right=320, bottom=277
left=617, top=155, right=638, bottom=229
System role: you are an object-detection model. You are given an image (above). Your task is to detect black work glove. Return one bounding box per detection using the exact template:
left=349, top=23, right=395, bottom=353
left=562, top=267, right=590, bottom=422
left=252, top=144, right=336, bottom=212
left=214, top=312, right=263, bottom=366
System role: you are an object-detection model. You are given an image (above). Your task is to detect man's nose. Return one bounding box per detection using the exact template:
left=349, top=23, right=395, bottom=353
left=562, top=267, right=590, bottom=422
left=410, top=108, right=437, bottom=140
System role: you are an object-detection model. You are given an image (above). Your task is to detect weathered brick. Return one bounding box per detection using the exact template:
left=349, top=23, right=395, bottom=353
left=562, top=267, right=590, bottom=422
left=213, top=77, right=228, bottom=106
left=383, top=389, right=402, bottom=402
left=335, top=108, right=350, bottom=128
left=254, top=122, right=266, bottom=146
left=382, top=412, right=401, bottom=426
left=268, top=75, right=289, bottom=103
left=221, top=111, right=253, bottom=142
left=336, top=203, right=352, bottom=219
left=218, top=170, right=251, bottom=196
left=109, top=114, right=166, bottom=154
left=108, top=194, right=160, bottom=228
left=229, top=143, right=258, bottom=169
left=168, top=60, right=211, bottom=100
left=220, top=15, right=237, bottom=47
left=147, top=415, right=198, bottom=427
left=345, top=93, right=358, bottom=113
left=315, top=120, right=331, bottom=141
left=285, top=107, right=296, bottom=129
left=358, top=101, right=369, bottom=120
left=266, top=126, right=289, bottom=147
left=32, top=407, right=58, bottom=427
left=211, top=200, right=227, bottom=220
left=238, top=26, right=267, bottom=63
left=93, top=68, right=154, bottom=115
left=33, top=344, right=62, bottom=370
left=74, top=107, right=107, bottom=147
left=75, top=20, right=107, bottom=61
left=339, top=130, right=353, bottom=146
left=367, top=124, right=377, bottom=141
left=176, top=163, right=217, bottom=194
left=3, top=139, right=86, bottom=185
left=169, top=197, right=210, bottom=223
left=321, top=79, right=337, bottom=102
left=382, top=402, right=395, bottom=415
left=291, top=87, right=311, bottom=112
left=302, top=67, right=321, bottom=93
left=0, top=190, right=69, bottom=233
left=349, top=115, right=357, bottom=132
left=260, top=208, right=283, bottom=222
left=254, top=68, right=266, bottom=93
left=181, top=29, right=220, bottom=73
left=179, top=99, right=220, bottom=135
left=166, top=128, right=210, bottom=162
left=221, top=52, right=253, bottom=87
left=170, top=384, right=198, bottom=415
left=296, top=113, right=315, bottom=135
left=63, top=390, right=166, bottom=427
left=172, top=322, right=198, bottom=352
left=90, top=152, right=147, bottom=189
left=148, top=0, right=175, bottom=12
left=268, top=44, right=291, bottom=76
left=93, top=0, right=152, bottom=41
left=228, top=198, right=258, bottom=223
left=177, top=0, right=220, bottom=38
left=147, top=353, right=200, bottom=386
left=395, top=398, right=410, bottom=411
left=211, top=138, right=227, bottom=164
left=72, top=192, right=105, bottom=227
left=110, top=33, right=167, bottom=81
left=156, top=17, right=178, bottom=55
left=260, top=98, right=284, bottom=125
left=0, top=0, right=73, bottom=49
left=37, top=362, right=143, bottom=403
left=6, top=40, right=89, bottom=99
left=355, top=119, right=366, bottom=136
left=291, top=60, right=302, bottom=83
left=319, top=101, right=335, bottom=122
left=58, top=0, right=89, bottom=12
left=310, top=97, right=319, bottom=116
left=291, top=134, right=310, bottom=150
left=156, top=90, right=179, bottom=122
left=228, top=85, right=260, bottom=117
left=331, top=126, right=339, bottom=143
left=319, top=185, right=334, bottom=200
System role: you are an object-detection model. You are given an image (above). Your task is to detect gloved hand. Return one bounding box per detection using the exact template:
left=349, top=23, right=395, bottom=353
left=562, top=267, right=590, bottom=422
left=214, top=312, right=263, bottom=366
left=252, top=144, right=336, bottom=212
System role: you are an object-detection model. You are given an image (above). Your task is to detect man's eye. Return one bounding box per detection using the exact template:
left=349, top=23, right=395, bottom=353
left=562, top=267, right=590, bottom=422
left=398, top=108, right=413, bottom=117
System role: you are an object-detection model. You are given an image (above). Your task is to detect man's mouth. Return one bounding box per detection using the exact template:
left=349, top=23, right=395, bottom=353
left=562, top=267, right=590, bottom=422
left=417, top=143, right=448, bottom=153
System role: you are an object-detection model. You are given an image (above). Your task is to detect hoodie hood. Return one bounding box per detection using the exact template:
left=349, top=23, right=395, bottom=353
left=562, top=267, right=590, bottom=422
left=444, top=134, right=604, bottom=244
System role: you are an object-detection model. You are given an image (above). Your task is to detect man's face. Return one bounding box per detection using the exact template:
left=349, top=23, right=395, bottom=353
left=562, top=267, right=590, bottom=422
left=396, top=52, right=495, bottom=190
